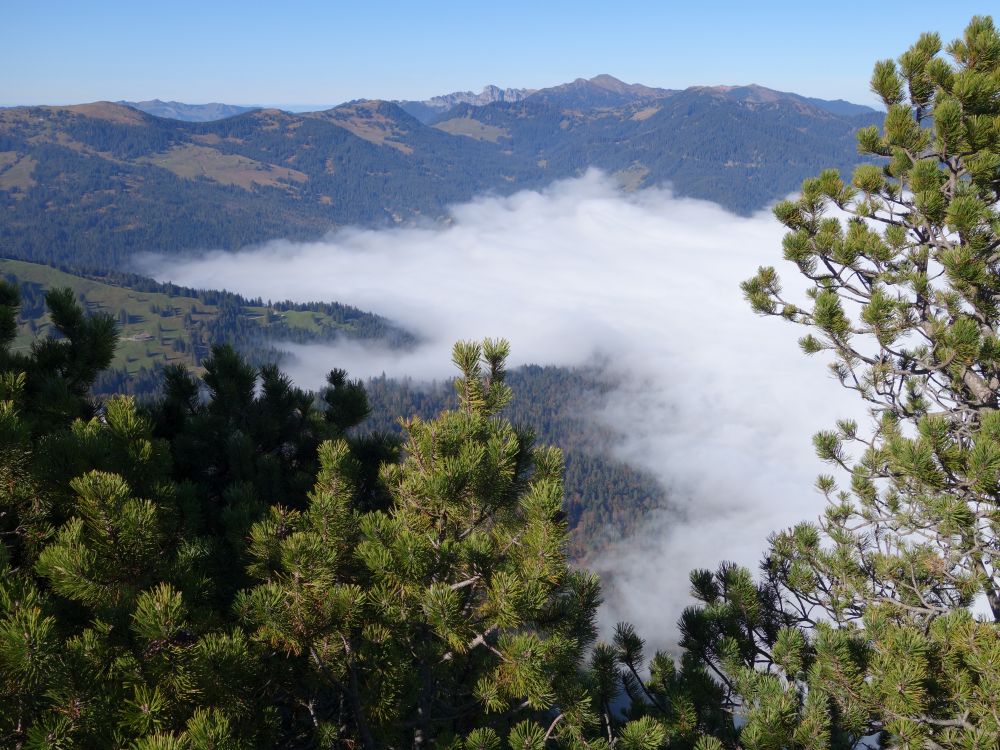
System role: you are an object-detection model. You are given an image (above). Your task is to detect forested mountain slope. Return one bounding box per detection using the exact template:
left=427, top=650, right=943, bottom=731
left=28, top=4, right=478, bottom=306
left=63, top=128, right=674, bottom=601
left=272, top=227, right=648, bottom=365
left=0, top=102, right=503, bottom=268
left=1, top=78, right=879, bottom=270
left=432, top=80, right=879, bottom=212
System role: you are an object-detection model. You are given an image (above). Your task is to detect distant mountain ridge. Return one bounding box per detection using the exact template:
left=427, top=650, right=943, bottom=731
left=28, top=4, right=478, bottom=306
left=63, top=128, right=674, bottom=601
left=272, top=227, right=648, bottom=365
left=522, top=75, right=674, bottom=110
left=116, top=77, right=877, bottom=124
left=407, top=75, right=876, bottom=123
left=1, top=75, right=881, bottom=271
left=119, top=99, right=259, bottom=122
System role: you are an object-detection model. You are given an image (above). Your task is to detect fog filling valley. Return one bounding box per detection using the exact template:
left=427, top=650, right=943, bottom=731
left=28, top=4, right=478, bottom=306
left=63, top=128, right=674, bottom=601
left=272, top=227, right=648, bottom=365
left=140, top=171, right=860, bottom=647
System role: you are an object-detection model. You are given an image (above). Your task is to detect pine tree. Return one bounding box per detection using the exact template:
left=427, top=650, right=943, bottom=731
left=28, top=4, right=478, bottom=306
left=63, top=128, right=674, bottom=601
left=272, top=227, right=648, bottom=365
left=1, top=287, right=272, bottom=747
left=152, top=345, right=376, bottom=509
left=0, top=284, right=116, bottom=437
left=690, top=15, right=1000, bottom=749
left=236, top=340, right=611, bottom=747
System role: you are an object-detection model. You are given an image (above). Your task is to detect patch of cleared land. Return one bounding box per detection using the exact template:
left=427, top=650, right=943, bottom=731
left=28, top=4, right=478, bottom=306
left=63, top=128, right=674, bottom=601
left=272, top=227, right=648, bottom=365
left=191, top=133, right=222, bottom=145
left=0, top=152, right=38, bottom=192
left=613, top=164, right=650, bottom=191
left=2, top=259, right=212, bottom=373
left=631, top=106, right=661, bottom=121
left=140, top=144, right=308, bottom=190
left=434, top=118, right=509, bottom=143
left=317, top=103, right=414, bottom=153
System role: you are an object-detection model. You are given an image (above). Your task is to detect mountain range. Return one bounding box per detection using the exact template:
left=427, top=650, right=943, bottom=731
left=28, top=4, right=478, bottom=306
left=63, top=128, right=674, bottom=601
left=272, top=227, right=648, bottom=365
left=1, top=75, right=881, bottom=271
left=122, top=78, right=877, bottom=124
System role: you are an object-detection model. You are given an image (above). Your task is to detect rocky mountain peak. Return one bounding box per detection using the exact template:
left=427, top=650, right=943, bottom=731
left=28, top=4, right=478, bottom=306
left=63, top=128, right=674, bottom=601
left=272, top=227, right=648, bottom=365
left=425, top=85, right=535, bottom=109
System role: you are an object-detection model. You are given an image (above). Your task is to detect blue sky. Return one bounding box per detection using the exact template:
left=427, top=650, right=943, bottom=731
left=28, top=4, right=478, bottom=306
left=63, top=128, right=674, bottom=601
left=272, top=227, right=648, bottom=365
left=3, top=1, right=992, bottom=107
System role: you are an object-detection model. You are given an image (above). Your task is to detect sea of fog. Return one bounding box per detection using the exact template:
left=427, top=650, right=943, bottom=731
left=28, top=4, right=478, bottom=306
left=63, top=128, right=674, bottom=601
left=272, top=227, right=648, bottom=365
left=138, top=170, right=860, bottom=649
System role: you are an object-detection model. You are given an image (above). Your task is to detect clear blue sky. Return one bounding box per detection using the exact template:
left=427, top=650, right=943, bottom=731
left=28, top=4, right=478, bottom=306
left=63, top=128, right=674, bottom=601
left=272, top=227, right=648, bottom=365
left=3, top=1, right=993, bottom=108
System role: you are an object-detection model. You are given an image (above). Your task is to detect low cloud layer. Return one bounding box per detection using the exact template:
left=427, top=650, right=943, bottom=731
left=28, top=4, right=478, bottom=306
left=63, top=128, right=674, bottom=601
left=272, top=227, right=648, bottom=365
left=139, top=171, right=859, bottom=649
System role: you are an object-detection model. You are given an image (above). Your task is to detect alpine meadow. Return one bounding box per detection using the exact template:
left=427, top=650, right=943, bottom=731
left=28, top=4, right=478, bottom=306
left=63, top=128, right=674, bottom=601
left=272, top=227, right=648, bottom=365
left=1, top=9, right=1000, bottom=750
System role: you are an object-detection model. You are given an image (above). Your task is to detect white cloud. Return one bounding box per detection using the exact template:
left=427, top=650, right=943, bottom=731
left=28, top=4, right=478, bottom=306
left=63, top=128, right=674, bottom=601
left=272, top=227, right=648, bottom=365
left=138, top=170, right=860, bottom=651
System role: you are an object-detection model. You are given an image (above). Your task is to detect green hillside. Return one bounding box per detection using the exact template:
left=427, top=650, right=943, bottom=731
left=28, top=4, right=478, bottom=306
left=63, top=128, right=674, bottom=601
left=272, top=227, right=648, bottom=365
left=0, top=258, right=407, bottom=387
